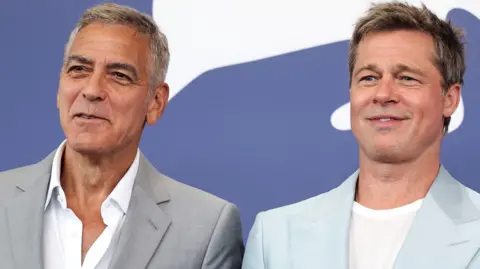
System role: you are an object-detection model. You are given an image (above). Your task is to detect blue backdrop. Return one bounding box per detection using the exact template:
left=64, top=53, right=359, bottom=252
left=1, top=0, right=479, bottom=240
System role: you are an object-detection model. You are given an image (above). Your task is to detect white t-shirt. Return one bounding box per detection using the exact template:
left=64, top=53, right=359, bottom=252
left=348, top=199, right=423, bottom=269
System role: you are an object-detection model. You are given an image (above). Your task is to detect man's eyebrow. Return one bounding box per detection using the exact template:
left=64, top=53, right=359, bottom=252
left=65, top=55, right=93, bottom=66
left=64, top=55, right=139, bottom=80
left=107, top=62, right=139, bottom=81
left=353, top=63, right=427, bottom=78
left=353, top=64, right=382, bottom=77
left=393, top=64, right=427, bottom=77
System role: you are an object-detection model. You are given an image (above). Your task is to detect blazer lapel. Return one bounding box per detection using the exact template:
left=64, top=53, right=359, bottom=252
left=393, top=166, right=480, bottom=269
left=5, top=157, right=52, bottom=269
left=108, top=154, right=171, bottom=269
left=289, top=171, right=358, bottom=269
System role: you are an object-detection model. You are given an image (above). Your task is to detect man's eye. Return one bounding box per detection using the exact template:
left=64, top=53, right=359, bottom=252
left=399, top=76, right=416, bottom=81
left=68, top=65, right=87, bottom=72
left=112, top=72, right=131, bottom=81
left=360, top=76, right=377, bottom=82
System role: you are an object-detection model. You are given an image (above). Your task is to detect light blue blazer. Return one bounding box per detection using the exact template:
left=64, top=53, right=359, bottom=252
left=242, top=165, right=480, bottom=269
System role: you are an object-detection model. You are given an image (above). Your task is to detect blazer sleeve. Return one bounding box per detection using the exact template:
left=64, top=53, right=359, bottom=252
left=201, top=202, right=245, bottom=269
left=242, top=213, right=266, bottom=269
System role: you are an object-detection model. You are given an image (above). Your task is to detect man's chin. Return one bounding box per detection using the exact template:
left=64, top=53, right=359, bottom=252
left=65, top=137, right=114, bottom=155
left=365, top=145, right=411, bottom=164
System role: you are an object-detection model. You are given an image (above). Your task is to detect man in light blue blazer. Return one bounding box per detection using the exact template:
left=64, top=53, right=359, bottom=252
left=243, top=2, right=480, bottom=269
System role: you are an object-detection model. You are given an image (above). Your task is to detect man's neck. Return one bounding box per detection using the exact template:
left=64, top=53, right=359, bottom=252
left=355, top=147, right=441, bottom=210
left=60, top=143, right=138, bottom=211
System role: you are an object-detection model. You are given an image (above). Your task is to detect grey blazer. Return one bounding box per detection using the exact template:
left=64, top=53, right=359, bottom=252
left=0, top=151, right=244, bottom=269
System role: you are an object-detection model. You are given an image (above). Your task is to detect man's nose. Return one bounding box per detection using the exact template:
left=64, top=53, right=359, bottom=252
left=82, top=72, right=107, bottom=102
left=373, top=77, right=398, bottom=105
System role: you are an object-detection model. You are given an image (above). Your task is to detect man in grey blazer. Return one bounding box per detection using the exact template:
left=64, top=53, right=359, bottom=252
left=0, top=3, right=243, bottom=269
left=243, top=2, right=480, bottom=269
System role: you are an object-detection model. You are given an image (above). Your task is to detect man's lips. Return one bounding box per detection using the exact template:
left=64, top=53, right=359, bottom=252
left=366, top=115, right=409, bottom=128
left=74, top=113, right=108, bottom=121
left=367, top=115, right=408, bottom=121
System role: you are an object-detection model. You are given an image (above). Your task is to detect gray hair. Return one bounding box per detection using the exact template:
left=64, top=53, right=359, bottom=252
left=64, top=3, right=170, bottom=90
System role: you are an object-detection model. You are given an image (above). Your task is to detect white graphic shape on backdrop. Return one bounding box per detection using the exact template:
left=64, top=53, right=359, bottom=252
left=152, top=0, right=479, bottom=133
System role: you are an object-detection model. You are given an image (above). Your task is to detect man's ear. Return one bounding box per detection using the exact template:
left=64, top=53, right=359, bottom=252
left=146, top=83, right=169, bottom=126
left=443, top=83, right=461, bottom=118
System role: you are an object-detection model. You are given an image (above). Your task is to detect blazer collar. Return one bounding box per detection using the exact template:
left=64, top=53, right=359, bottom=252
left=6, top=148, right=172, bottom=269
left=289, top=165, right=480, bottom=269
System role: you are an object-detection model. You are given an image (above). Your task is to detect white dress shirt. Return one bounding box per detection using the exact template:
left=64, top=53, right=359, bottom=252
left=43, top=140, right=140, bottom=269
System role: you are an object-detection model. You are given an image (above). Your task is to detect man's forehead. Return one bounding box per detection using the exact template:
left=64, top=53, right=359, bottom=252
left=356, top=31, right=435, bottom=55
left=353, top=56, right=437, bottom=72
left=354, top=33, right=437, bottom=70
left=65, top=53, right=141, bottom=66
left=66, top=25, right=150, bottom=68
left=70, top=23, right=150, bottom=53
left=76, top=22, right=142, bottom=37
left=360, top=30, right=435, bottom=44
